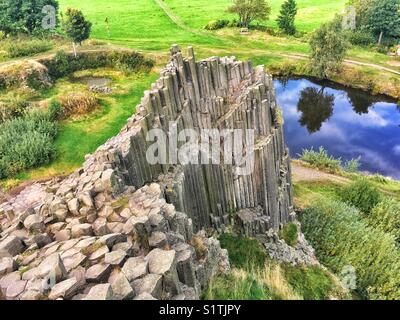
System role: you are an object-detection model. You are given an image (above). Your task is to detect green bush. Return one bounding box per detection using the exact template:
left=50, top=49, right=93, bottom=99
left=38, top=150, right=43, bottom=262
left=300, top=199, right=400, bottom=299
left=204, top=19, right=230, bottom=30
left=344, top=30, right=375, bottom=47
left=0, top=98, right=30, bottom=123
left=4, top=39, right=53, bottom=58
left=299, top=147, right=342, bottom=172
left=48, top=100, right=63, bottom=121
left=41, top=50, right=154, bottom=80
left=339, top=178, right=382, bottom=214
left=0, top=110, right=57, bottom=179
left=219, top=234, right=266, bottom=269
left=343, top=156, right=361, bottom=173
left=279, top=222, right=298, bottom=247
left=368, top=198, right=400, bottom=242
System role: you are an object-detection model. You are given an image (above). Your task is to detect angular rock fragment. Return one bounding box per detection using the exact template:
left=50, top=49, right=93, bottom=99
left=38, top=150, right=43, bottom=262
left=0, top=235, right=25, bottom=257
left=132, top=274, right=162, bottom=299
left=104, top=250, right=126, bottom=266
left=111, top=273, right=134, bottom=300
left=71, top=224, right=93, bottom=238
left=85, top=263, right=112, bottom=283
left=121, top=256, right=148, bottom=282
left=84, top=283, right=113, bottom=300
left=48, top=278, right=82, bottom=300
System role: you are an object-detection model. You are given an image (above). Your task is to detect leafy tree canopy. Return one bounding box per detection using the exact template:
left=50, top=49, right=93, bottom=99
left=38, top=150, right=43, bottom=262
left=0, top=0, right=59, bottom=35
left=227, top=0, right=271, bottom=28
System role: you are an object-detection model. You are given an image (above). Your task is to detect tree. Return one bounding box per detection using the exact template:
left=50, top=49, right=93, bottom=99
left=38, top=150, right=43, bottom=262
left=309, top=18, right=348, bottom=78
left=297, top=87, right=334, bottom=133
left=63, top=8, right=92, bottom=57
left=0, top=0, right=59, bottom=36
left=365, top=0, right=400, bottom=45
left=277, top=0, right=297, bottom=35
left=227, top=0, right=271, bottom=28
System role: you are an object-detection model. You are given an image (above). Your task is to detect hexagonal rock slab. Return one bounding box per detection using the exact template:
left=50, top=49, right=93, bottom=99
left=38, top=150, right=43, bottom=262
left=132, top=274, right=162, bottom=299
left=84, top=283, right=113, bottom=300
left=121, top=257, right=148, bottom=282
left=85, top=264, right=112, bottom=283
left=110, top=273, right=134, bottom=300
left=104, top=250, right=126, bottom=266
left=0, top=235, right=26, bottom=257
left=0, top=257, right=17, bottom=276
left=48, top=278, right=82, bottom=300
left=71, top=224, right=93, bottom=238
left=37, top=253, right=68, bottom=282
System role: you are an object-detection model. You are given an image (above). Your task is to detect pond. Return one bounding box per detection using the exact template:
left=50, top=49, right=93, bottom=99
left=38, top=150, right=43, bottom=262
left=273, top=77, right=400, bottom=179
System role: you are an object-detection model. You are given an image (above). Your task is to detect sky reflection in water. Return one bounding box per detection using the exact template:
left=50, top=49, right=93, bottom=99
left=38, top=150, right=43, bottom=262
left=273, top=78, right=400, bottom=179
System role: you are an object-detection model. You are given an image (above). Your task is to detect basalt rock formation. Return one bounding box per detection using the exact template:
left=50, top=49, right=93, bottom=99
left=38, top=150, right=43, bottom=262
left=0, top=46, right=294, bottom=300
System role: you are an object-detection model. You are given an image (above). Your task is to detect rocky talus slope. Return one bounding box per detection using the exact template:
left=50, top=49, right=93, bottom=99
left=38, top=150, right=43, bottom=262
left=0, top=46, right=294, bottom=300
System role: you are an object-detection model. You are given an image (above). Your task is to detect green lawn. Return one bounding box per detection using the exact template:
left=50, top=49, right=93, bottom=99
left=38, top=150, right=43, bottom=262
left=6, top=70, right=158, bottom=186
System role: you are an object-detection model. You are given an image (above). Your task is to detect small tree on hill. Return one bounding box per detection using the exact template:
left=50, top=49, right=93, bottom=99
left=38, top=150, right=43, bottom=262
left=227, top=0, right=271, bottom=28
left=277, top=0, right=298, bottom=35
left=309, top=17, right=348, bottom=78
left=63, top=8, right=92, bottom=57
left=0, top=0, right=59, bottom=36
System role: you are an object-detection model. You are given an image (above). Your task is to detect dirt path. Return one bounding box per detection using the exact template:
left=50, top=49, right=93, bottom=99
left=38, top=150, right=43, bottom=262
left=282, top=53, right=400, bottom=76
left=291, top=161, right=349, bottom=184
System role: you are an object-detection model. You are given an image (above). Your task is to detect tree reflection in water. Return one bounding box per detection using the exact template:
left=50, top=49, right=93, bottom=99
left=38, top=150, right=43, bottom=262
left=297, top=87, right=334, bottom=133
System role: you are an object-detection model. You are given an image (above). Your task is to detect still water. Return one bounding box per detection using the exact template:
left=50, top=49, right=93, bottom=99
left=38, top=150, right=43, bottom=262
left=273, top=78, right=400, bottom=179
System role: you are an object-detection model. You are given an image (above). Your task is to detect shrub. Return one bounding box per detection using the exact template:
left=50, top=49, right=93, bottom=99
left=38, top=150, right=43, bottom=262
left=0, top=110, right=57, bottom=179
left=343, top=156, right=361, bottom=173
left=279, top=222, right=298, bottom=247
left=219, top=234, right=266, bottom=269
left=48, top=100, right=63, bottom=121
left=204, top=19, right=230, bottom=30
left=0, top=98, right=31, bottom=123
left=58, top=93, right=98, bottom=119
left=300, top=199, right=400, bottom=299
left=4, top=39, right=53, bottom=58
left=344, top=30, right=375, bottom=47
left=368, top=198, right=400, bottom=242
left=298, top=147, right=342, bottom=172
left=42, top=50, right=154, bottom=80
left=339, top=178, right=381, bottom=214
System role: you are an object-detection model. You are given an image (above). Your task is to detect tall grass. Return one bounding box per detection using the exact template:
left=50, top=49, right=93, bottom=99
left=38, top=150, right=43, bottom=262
left=300, top=199, right=400, bottom=299
left=2, top=39, right=53, bottom=58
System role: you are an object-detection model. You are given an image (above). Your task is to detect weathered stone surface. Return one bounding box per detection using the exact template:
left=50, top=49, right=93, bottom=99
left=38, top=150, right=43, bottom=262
left=132, top=274, right=162, bottom=299
left=37, top=253, right=67, bottom=282
left=71, top=224, right=93, bottom=238
left=85, top=264, right=112, bottom=283
left=111, top=273, right=134, bottom=300
left=0, top=235, right=25, bottom=257
left=98, top=234, right=127, bottom=249
left=104, top=250, right=126, bottom=266
left=6, top=280, right=27, bottom=299
left=146, top=249, right=176, bottom=275
left=0, top=257, right=17, bottom=276
left=84, top=283, right=113, bottom=300
left=149, top=232, right=167, bottom=248
left=121, top=256, right=148, bottom=282
left=48, top=278, right=82, bottom=300
left=89, top=245, right=109, bottom=261
left=23, top=214, right=44, bottom=232
left=67, top=198, right=80, bottom=215
left=63, top=252, right=87, bottom=272
left=133, top=292, right=157, bottom=300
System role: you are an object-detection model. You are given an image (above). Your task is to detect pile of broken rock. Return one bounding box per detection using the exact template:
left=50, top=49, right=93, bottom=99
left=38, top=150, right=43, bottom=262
left=0, top=182, right=229, bottom=300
